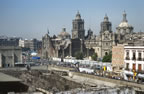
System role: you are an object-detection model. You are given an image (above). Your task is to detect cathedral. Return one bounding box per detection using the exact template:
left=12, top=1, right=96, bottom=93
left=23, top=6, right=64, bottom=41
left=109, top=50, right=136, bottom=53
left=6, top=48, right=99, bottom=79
left=42, top=11, right=144, bottom=59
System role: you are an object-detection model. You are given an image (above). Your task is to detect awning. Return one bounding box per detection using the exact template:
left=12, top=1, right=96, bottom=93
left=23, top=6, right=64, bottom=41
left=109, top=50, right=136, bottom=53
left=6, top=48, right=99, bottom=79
left=32, top=57, right=40, bottom=59
left=138, top=74, right=144, bottom=78
left=124, top=70, right=133, bottom=76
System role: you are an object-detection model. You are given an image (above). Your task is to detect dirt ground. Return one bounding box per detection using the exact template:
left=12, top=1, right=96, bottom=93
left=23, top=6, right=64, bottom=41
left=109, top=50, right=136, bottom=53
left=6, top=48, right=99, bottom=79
left=0, top=70, right=82, bottom=93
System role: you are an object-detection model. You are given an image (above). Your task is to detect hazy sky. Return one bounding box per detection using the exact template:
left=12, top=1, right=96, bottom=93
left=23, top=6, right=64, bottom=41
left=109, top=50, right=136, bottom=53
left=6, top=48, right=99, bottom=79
left=0, top=0, right=144, bottom=39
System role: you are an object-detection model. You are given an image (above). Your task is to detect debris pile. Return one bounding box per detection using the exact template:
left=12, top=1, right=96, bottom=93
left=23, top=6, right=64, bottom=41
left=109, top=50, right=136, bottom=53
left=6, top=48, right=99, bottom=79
left=0, top=70, right=82, bottom=93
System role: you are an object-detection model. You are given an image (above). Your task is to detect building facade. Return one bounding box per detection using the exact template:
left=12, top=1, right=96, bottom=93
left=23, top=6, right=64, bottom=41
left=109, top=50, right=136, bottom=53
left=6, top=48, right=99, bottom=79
left=19, top=39, right=42, bottom=51
left=85, top=14, right=114, bottom=58
left=0, top=36, right=21, bottom=47
left=112, top=44, right=125, bottom=72
left=72, top=11, right=85, bottom=40
left=124, top=46, right=144, bottom=72
left=42, top=12, right=90, bottom=59
left=0, top=46, right=22, bottom=67
left=42, top=11, right=144, bottom=60
left=115, top=11, right=134, bottom=44
left=42, top=28, right=72, bottom=59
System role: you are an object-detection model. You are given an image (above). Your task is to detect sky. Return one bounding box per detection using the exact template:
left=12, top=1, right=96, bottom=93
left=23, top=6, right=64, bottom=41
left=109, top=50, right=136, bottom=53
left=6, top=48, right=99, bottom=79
left=0, top=0, right=144, bottom=40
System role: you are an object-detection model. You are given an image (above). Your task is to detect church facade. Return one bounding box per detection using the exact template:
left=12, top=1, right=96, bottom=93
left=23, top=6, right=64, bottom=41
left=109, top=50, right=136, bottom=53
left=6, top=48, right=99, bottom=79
left=42, top=11, right=143, bottom=59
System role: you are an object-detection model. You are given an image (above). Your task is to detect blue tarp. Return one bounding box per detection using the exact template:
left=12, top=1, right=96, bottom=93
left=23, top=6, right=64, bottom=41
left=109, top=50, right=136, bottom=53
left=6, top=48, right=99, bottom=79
left=32, top=57, right=40, bottom=59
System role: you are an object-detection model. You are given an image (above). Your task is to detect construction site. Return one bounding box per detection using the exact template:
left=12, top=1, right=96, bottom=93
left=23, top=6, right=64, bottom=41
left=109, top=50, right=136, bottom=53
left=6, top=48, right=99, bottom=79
left=0, top=65, right=144, bottom=94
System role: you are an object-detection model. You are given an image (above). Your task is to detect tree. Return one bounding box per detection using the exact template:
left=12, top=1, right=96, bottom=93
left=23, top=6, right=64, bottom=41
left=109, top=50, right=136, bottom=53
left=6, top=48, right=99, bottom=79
left=75, top=52, right=83, bottom=60
left=91, top=53, right=98, bottom=61
left=102, top=52, right=112, bottom=62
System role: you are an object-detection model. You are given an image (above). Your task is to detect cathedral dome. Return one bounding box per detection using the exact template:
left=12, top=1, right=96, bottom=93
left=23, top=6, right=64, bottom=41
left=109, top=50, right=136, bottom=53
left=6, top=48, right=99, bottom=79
left=104, top=14, right=109, bottom=22
left=118, top=11, right=132, bottom=28
left=75, top=11, right=81, bottom=20
left=118, top=21, right=132, bottom=27
left=58, top=28, right=70, bottom=39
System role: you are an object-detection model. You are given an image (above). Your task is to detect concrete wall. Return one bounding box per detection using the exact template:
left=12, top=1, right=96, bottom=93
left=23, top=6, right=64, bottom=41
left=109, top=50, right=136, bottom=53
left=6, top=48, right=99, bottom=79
left=0, top=46, right=22, bottom=67
left=48, top=65, right=144, bottom=90
left=69, top=72, right=144, bottom=90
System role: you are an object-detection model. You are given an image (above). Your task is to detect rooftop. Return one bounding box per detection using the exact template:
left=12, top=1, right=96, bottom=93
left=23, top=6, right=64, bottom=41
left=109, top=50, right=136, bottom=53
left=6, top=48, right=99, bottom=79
left=0, top=72, right=21, bottom=82
left=0, top=46, right=21, bottom=50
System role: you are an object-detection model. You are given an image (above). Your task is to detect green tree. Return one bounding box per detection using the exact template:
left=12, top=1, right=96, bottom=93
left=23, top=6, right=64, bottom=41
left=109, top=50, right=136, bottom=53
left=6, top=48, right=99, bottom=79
left=75, top=52, right=83, bottom=60
left=102, top=52, right=112, bottom=62
left=91, top=53, right=98, bottom=61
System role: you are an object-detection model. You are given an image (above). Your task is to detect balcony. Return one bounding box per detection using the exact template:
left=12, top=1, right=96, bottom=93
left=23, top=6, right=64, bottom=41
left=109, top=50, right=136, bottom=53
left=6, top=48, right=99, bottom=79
left=125, top=68, right=130, bottom=71
left=125, top=57, right=130, bottom=60
left=136, top=70, right=144, bottom=74
left=137, top=58, right=142, bottom=61
left=124, top=68, right=144, bottom=74
left=132, top=57, right=136, bottom=60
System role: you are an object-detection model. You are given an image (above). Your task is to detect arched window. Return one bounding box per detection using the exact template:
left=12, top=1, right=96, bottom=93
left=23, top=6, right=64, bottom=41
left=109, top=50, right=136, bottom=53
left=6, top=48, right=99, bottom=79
left=105, top=52, right=108, bottom=56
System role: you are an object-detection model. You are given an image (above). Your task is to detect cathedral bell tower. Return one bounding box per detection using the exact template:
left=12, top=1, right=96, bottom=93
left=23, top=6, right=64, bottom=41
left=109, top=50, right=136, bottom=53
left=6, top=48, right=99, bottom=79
left=100, top=14, right=112, bottom=34
left=100, top=14, right=113, bottom=57
left=100, top=14, right=113, bottom=41
left=72, top=11, right=85, bottom=40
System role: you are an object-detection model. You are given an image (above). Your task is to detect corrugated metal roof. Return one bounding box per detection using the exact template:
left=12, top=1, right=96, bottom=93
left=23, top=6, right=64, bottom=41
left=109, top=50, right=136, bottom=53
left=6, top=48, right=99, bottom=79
left=0, top=72, right=21, bottom=82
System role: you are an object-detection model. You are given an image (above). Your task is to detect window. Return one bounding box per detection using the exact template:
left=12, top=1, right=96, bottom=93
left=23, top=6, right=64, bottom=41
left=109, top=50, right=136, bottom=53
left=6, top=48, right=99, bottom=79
left=133, top=64, right=136, bottom=71
left=138, top=64, right=142, bottom=72
left=125, top=51, right=130, bottom=60
left=138, top=52, right=142, bottom=61
left=126, top=63, right=129, bottom=70
left=120, top=35, right=123, bottom=40
left=106, top=43, right=108, bottom=46
left=132, top=52, right=136, bottom=60
left=74, top=24, right=77, bottom=29
left=105, top=52, right=108, bottom=56
left=104, top=36, right=108, bottom=40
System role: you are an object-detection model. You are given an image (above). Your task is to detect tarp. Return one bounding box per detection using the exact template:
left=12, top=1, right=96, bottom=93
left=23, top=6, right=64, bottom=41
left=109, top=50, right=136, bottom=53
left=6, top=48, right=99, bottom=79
left=138, top=74, right=144, bottom=78
left=32, top=57, right=40, bottom=59
left=31, top=52, right=37, bottom=56
left=124, top=70, right=133, bottom=76
left=79, top=68, right=94, bottom=73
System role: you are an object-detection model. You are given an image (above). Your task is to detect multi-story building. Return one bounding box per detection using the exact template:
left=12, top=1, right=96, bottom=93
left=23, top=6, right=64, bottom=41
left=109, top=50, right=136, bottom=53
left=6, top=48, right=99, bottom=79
left=84, top=14, right=114, bottom=58
left=42, top=11, right=144, bottom=60
left=124, top=45, right=144, bottom=72
left=0, top=46, right=22, bottom=67
left=0, top=36, right=21, bottom=47
left=19, top=39, right=42, bottom=51
left=42, top=28, right=71, bottom=59
left=112, top=42, right=144, bottom=80
left=42, top=12, right=92, bottom=59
